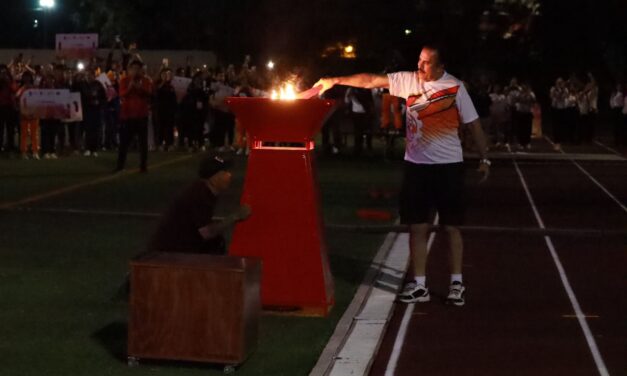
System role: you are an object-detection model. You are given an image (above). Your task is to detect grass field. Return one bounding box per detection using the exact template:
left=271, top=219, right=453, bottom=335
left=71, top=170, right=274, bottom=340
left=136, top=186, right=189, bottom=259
left=0, top=149, right=403, bottom=376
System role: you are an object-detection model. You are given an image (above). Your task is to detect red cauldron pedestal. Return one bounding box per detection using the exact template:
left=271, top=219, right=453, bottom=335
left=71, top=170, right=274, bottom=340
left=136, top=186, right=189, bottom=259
left=226, top=97, right=335, bottom=316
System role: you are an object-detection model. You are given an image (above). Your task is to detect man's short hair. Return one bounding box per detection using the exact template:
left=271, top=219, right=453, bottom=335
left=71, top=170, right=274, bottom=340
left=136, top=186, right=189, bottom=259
left=198, top=154, right=233, bottom=179
left=422, top=43, right=446, bottom=67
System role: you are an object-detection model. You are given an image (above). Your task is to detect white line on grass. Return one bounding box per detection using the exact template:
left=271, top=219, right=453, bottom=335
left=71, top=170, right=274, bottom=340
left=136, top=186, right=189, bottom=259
left=0, top=155, right=193, bottom=210
left=384, top=214, right=439, bottom=376
left=513, top=161, right=609, bottom=376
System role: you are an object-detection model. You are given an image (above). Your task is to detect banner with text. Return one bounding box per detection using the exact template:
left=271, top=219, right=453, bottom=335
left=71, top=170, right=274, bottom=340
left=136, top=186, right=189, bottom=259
left=20, top=89, right=83, bottom=121
left=56, top=34, right=99, bottom=59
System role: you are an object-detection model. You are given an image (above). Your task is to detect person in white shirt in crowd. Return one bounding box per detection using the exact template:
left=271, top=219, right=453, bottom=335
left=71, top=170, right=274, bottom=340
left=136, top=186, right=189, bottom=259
left=609, top=83, right=625, bottom=146
left=549, top=77, right=569, bottom=151
left=511, top=82, right=536, bottom=150
left=314, top=43, right=490, bottom=307
left=563, top=77, right=579, bottom=143
left=489, top=84, right=511, bottom=148
left=580, top=72, right=598, bottom=143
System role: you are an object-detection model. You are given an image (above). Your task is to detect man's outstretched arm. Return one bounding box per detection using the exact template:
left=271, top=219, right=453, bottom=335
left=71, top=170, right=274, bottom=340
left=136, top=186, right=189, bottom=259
left=314, top=74, right=389, bottom=95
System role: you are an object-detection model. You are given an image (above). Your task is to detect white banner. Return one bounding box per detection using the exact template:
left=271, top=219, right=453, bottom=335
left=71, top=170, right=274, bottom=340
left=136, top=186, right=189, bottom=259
left=66, top=92, right=84, bottom=123
left=56, top=34, right=99, bottom=59
left=19, top=89, right=83, bottom=121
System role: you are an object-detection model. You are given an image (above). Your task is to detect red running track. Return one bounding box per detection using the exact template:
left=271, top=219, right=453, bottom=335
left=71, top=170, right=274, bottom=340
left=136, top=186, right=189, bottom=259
left=369, top=156, right=626, bottom=376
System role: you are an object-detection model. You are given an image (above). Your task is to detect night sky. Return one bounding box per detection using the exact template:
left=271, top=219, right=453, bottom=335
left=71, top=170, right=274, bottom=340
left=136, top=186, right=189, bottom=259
left=2, top=1, right=626, bottom=82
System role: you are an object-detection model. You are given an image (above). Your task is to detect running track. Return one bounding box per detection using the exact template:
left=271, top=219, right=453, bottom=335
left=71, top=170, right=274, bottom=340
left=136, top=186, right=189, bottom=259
left=369, top=146, right=626, bottom=375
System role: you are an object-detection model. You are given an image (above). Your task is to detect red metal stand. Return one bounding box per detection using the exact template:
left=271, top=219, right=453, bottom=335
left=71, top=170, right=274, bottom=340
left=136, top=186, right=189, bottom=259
left=226, top=98, right=335, bottom=316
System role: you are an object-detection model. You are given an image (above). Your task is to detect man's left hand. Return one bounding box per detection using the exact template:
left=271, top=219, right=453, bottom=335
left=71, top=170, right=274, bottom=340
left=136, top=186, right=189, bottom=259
left=477, top=162, right=490, bottom=184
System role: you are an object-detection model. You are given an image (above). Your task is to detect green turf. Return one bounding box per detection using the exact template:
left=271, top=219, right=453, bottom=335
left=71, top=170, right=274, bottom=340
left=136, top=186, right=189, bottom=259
left=0, top=151, right=190, bottom=205
left=0, top=149, right=403, bottom=375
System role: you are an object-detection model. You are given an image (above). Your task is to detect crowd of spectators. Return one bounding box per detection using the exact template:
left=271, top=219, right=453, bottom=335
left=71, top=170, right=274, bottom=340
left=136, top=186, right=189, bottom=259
left=0, top=46, right=272, bottom=162
left=0, top=45, right=626, bottom=164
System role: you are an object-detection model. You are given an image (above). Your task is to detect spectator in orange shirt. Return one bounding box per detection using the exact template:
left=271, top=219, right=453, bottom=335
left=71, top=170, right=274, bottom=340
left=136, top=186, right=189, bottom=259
left=115, top=60, right=153, bottom=172
left=16, top=71, right=39, bottom=159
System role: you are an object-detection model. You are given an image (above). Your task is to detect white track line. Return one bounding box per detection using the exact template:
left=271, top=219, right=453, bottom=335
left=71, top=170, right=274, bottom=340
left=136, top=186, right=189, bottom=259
left=594, top=140, right=622, bottom=156
left=314, top=229, right=400, bottom=376
left=545, top=136, right=626, bottom=214
left=513, top=161, right=609, bottom=376
left=571, top=161, right=627, bottom=214
left=384, top=214, right=439, bottom=376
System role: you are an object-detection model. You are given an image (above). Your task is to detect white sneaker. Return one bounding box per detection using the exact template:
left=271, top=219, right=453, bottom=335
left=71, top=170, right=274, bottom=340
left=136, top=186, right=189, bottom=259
left=398, top=282, right=430, bottom=303
left=446, top=281, right=466, bottom=306
left=92, top=152, right=98, bottom=157
left=84, top=150, right=91, bottom=157
left=32, top=153, right=40, bottom=160
left=43, top=153, right=51, bottom=159
left=50, top=153, right=58, bottom=159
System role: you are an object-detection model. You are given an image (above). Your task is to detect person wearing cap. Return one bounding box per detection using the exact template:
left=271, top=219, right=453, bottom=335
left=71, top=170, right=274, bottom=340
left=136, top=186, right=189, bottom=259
left=147, top=154, right=251, bottom=254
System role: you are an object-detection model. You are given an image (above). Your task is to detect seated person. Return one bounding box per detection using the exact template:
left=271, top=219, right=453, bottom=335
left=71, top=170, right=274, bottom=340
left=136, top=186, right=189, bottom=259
left=147, top=154, right=251, bottom=254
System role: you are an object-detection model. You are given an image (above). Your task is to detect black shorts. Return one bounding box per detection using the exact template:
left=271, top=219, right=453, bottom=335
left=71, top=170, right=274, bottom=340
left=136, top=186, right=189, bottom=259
left=399, top=161, right=466, bottom=226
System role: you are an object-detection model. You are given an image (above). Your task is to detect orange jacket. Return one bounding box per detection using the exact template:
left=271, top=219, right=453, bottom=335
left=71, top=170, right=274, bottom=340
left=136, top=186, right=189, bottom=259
left=119, top=75, right=152, bottom=120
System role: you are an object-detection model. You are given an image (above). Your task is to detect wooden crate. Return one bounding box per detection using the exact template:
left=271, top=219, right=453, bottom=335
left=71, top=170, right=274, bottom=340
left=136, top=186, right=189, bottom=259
left=128, top=253, right=261, bottom=368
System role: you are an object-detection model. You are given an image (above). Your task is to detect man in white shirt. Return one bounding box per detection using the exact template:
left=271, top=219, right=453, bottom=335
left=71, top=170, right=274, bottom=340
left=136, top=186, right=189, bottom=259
left=314, top=44, right=489, bottom=306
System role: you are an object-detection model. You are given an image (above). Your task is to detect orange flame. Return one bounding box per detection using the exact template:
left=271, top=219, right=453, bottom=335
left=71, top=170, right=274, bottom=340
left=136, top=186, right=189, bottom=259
left=270, top=82, right=297, bottom=100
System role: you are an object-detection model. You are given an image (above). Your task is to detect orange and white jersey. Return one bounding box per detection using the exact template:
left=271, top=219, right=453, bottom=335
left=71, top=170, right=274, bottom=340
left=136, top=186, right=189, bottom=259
left=388, top=71, right=478, bottom=164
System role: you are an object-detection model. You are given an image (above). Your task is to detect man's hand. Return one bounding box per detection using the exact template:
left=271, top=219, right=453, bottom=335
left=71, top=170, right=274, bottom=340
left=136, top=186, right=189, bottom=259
left=313, top=78, right=337, bottom=95
left=197, top=205, right=251, bottom=240
left=477, top=161, right=490, bottom=184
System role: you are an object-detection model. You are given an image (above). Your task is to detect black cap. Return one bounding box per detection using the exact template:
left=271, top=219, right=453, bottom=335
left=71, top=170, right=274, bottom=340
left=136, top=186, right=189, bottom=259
left=198, top=154, right=233, bottom=179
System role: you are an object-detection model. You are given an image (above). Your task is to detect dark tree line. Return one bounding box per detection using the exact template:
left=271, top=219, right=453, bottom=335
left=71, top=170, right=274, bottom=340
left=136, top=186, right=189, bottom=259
left=1, top=1, right=625, bottom=81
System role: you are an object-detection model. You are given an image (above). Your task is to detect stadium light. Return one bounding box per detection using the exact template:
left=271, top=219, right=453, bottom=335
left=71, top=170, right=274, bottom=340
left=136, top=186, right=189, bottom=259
left=39, top=0, right=55, bottom=9
left=266, top=60, right=275, bottom=70
left=77, top=62, right=85, bottom=71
